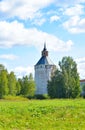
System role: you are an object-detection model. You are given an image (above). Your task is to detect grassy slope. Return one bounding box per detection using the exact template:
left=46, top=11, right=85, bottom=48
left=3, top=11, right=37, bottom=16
left=0, top=99, right=85, bottom=130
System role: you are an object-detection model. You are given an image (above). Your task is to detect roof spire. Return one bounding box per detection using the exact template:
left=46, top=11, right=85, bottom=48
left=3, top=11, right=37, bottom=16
left=44, top=42, right=46, bottom=49
left=42, top=42, right=48, bottom=56
left=43, top=42, right=47, bottom=51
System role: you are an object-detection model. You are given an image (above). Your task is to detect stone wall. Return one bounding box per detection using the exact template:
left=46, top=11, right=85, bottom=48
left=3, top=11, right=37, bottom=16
left=35, top=64, right=55, bottom=94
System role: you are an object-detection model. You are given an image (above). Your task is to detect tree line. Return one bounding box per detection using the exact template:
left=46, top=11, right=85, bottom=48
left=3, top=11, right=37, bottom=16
left=0, top=64, right=35, bottom=99
left=0, top=56, right=82, bottom=99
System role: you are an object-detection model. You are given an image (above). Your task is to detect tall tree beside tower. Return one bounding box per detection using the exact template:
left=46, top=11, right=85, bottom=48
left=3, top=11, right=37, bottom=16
left=47, top=56, right=80, bottom=98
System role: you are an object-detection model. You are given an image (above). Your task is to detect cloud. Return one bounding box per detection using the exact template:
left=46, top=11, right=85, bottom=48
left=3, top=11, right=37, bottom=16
left=76, top=57, right=85, bottom=63
left=32, top=18, right=46, bottom=26
left=54, top=0, right=85, bottom=7
left=0, top=20, right=73, bottom=51
left=64, top=4, right=84, bottom=16
left=0, top=0, right=85, bottom=21
left=13, top=66, right=34, bottom=78
left=0, top=0, right=54, bottom=20
left=62, top=4, right=85, bottom=33
left=50, top=15, right=60, bottom=23
left=63, top=15, right=85, bottom=33
left=76, top=57, right=85, bottom=79
left=0, top=54, right=18, bottom=60
left=78, top=63, right=85, bottom=79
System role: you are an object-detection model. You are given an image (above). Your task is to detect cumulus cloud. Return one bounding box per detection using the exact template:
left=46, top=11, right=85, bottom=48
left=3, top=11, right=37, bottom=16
left=64, top=4, right=84, bottom=16
left=54, top=0, right=85, bottom=7
left=50, top=15, right=60, bottom=23
left=0, top=54, right=18, bottom=60
left=0, top=20, right=73, bottom=51
left=76, top=57, right=85, bottom=79
left=13, top=66, right=34, bottom=78
left=32, top=18, right=46, bottom=26
left=0, top=0, right=54, bottom=20
left=0, top=0, right=85, bottom=21
left=62, top=4, right=85, bottom=33
left=63, top=15, right=85, bottom=33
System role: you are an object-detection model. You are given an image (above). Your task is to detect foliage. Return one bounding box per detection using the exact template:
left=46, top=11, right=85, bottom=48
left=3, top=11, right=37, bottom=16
left=16, top=81, right=21, bottom=95
left=48, top=70, right=66, bottom=98
left=0, top=69, right=8, bottom=98
left=0, top=64, right=35, bottom=99
left=0, top=99, right=85, bottom=129
left=8, top=72, right=17, bottom=95
left=35, top=94, right=49, bottom=99
left=19, top=73, right=36, bottom=97
left=0, top=64, right=5, bottom=72
left=3, top=95, right=28, bottom=101
left=48, top=56, right=80, bottom=98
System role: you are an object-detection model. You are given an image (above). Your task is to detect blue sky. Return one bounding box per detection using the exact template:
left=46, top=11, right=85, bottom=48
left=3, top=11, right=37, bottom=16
left=0, top=0, right=85, bottom=79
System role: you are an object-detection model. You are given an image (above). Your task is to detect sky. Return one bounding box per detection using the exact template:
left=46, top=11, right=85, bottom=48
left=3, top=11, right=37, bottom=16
left=0, top=0, right=85, bottom=79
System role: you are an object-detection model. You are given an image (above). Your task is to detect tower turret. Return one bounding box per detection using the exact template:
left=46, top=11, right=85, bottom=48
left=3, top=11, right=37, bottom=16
left=42, top=43, right=48, bottom=56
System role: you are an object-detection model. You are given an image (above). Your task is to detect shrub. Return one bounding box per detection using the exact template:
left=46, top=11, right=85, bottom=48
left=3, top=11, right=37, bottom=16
left=3, top=95, right=28, bottom=101
left=34, top=94, right=50, bottom=99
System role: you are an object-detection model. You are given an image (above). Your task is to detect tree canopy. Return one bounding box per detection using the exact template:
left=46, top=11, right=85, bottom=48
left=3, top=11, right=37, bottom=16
left=0, top=64, right=35, bottom=99
left=47, top=56, right=80, bottom=98
left=20, top=74, right=35, bottom=97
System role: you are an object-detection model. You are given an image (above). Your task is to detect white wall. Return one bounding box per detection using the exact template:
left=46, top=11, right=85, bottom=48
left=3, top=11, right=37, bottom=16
left=35, top=65, right=55, bottom=94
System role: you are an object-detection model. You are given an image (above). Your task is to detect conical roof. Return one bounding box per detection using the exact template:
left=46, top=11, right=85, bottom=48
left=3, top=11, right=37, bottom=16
left=35, top=44, right=54, bottom=66
left=35, top=56, right=54, bottom=66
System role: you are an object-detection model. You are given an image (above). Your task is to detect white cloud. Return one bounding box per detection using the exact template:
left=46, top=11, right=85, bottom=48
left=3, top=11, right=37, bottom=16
left=0, top=20, right=73, bottom=51
left=76, top=57, right=85, bottom=79
left=50, top=15, right=60, bottom=23
left=63, top=15, right=85, bottom=33
left=63, top=15, right=80, bottom=29
left=76, top=57, right=85, bottom=63
left=62, top=4, right=85, bottom=33
left=55, top=0, right=85, bottom=7
left=78, top=63, right=85, bottom=79
left=13, top=66, right=34, bottom=78
left=0, top=0, right=85, bottom=21
left=32, top=18, right=46, bottom=26
left=0, top=0, right=54, bottom=20
left=64, top=4, right=84, bottom=16
left=0, top=54, right=18, bottom=60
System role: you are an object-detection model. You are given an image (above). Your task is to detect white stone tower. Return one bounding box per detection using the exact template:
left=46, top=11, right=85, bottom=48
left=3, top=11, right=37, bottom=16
left=34, top=44, right=56, bottom=94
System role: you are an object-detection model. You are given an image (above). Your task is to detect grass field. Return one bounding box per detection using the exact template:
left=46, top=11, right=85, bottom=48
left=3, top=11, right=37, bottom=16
left=0, top=99, right=85, bottom=130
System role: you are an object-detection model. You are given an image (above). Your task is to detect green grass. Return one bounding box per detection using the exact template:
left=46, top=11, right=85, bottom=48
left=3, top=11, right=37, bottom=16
left=0, top=99, right=85, bottom=130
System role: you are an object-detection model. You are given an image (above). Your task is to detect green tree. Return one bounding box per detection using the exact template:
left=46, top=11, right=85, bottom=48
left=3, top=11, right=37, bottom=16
left=20, top=73, right=35, bottom=97
left=0, top=70, right=8, bottom=98
left=28, top=73, right=36, bottom=97
left=47, top=56, right=80, bottom=98
left=0, top=64, right=5, bottom=72
left=18, top=78, right=23, bottom=95
left=8, top=71, right=17, bottom=95
left=48, top=70, right=66, bottom=98
left=16, top=81, right=21, bottom=95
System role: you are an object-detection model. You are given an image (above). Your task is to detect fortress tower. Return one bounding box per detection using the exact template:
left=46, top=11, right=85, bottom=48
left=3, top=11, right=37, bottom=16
left=34, top=44, right=56, bottom=94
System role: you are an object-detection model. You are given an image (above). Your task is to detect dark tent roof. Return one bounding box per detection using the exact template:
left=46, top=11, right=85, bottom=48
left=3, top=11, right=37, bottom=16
left=35, top=56, right=54, bottom=66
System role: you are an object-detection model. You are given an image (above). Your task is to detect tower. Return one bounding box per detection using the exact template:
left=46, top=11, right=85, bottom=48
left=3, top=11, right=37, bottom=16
left=34, top=43, right=56, bottom=94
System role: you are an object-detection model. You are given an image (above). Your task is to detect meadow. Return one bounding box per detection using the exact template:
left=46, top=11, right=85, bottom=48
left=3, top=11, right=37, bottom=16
left=0, top=99, right=85, bottom=130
